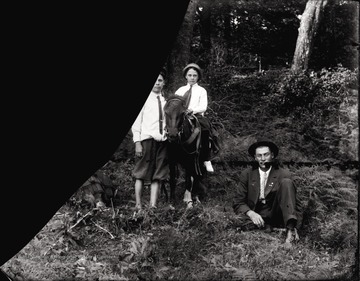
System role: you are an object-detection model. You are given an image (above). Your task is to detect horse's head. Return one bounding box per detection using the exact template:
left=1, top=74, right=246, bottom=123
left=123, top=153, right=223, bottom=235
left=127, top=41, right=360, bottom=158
left=164, top=95, right=187, bottom=143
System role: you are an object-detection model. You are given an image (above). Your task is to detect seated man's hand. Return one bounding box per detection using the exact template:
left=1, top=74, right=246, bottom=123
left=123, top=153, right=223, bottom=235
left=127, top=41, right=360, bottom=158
left=246, top=210, right=265, bottom=228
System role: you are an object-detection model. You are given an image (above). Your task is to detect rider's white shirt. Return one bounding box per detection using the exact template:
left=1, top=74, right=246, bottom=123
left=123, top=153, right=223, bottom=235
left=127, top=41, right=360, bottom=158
left=174, top=83, right=208, bottom=116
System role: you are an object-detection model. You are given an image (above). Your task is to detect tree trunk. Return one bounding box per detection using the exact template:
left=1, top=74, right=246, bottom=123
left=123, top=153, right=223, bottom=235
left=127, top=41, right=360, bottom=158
left=198, top=0, right=212, bottom=67
left=291, top=0, right=329, bottom=73
left=166, top=0, right=199, bottom=96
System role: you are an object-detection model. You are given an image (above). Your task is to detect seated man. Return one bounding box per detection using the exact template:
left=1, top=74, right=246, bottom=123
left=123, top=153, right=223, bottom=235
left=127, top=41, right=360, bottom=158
left=232, top=140, right=302, bottom=244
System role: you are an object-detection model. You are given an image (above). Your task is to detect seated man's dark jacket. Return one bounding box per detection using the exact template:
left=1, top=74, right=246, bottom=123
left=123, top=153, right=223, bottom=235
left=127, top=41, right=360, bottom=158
left=233, top=163, right=297, bottom=215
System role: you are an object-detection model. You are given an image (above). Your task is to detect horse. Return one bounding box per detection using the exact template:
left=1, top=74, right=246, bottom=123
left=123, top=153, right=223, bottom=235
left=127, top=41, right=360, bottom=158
left=163, top=94, right=208, bottom=209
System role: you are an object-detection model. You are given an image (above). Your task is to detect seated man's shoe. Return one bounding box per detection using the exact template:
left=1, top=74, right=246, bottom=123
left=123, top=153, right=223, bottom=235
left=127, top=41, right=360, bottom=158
left=204, top=161, right=214, bottom=173
left=285, top=228, right=299, bottom=244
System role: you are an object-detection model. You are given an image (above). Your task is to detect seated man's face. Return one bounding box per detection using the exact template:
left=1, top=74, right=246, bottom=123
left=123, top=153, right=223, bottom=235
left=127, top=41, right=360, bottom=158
left=255, top=146, right=274, bottom=170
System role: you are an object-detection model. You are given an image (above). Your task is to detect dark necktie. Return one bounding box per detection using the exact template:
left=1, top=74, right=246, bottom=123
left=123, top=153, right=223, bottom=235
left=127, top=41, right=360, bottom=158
left=157, top=95, right=163, bottom=135
left=183, top=85, right=193, bottom=109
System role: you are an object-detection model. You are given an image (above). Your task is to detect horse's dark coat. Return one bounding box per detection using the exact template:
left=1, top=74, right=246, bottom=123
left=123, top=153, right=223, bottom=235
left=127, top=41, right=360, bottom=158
left=163, top=95, right=207, bottom=204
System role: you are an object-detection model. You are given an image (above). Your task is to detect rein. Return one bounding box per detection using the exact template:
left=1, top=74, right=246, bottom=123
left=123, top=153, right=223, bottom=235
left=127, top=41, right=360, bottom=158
left=180, top=114, right=203, bottom=176
left=164, top=96, right=203, bottom=176
left=182, top=127, right=200, bottom=146
left=180, top=114, right=201, bottom=154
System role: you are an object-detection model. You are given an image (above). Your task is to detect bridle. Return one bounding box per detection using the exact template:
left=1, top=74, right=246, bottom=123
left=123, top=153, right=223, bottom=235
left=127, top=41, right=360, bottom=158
left=164, top=97, right=200, bottom=149
left=163, top=96, right=186, bottom=143
left=164, top=96, right=203, bottom=175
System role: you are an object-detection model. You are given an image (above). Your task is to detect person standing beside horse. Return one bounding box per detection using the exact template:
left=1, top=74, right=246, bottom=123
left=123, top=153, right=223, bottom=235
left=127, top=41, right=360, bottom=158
left=174, top=63, right=218, bottom=174
left=131, top=69, right=169, bottom=211
left=232, top=140, right=302, bottom=245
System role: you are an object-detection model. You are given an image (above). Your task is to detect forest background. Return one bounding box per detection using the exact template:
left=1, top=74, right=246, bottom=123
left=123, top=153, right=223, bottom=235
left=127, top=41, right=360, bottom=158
left=1, top=0, right=359, bottom=280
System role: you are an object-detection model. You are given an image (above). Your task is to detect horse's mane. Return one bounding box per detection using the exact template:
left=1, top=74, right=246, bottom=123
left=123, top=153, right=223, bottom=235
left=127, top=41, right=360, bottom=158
left=164, top=94, right=186, bottom=112
left=166, top=94, right=186, bottom=103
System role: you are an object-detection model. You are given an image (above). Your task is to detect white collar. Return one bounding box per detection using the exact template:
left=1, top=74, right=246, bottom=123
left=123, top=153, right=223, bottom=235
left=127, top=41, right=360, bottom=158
left=187, top=83, right=198, bottom=88
left=259, top=166, right=272, bottom=175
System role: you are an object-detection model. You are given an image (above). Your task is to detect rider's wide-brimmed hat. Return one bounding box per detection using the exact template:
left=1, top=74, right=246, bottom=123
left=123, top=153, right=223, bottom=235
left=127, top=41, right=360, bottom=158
left=183, top=63, right=202, bottom=81
left=248, top=140, right=279, bottom=158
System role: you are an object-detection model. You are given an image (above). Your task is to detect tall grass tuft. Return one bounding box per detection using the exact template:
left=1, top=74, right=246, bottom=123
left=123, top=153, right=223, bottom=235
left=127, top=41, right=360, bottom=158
left=293, top=165, right=358, bottom=252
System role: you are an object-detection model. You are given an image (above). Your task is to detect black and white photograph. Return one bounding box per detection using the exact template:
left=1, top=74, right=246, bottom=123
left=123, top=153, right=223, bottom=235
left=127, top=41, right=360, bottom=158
left=1, top=0, right=358, bottom=280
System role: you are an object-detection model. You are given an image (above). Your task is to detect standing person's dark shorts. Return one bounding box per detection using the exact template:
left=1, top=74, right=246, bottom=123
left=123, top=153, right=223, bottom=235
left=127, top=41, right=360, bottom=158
left=132, top=138, right=169, bottom=182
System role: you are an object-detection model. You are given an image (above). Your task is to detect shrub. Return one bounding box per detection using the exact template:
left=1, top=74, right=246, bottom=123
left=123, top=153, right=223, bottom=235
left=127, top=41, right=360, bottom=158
left=263, top=66, right=358, bottom=162
left=266, top=66, right=358, bottom=118
left=267, top=70, right=320, bottom=116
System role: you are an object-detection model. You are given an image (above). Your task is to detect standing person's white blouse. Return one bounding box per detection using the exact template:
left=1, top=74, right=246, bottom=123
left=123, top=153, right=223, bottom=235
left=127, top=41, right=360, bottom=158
left=174, top=83, right=208, bottom=116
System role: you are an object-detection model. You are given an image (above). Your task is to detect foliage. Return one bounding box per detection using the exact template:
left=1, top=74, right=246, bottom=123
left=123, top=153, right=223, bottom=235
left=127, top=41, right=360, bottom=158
left=205, top=68, right=284, bottom=135
left=265, top=66, right=358, bottom=118
left=293, top=166, right=358, bottom=252
left=195, top=64, right=358, bottom=164
left=188, top=0, right=356, bottom=77
left=192, top=0, right=307, bottom=70
left=266, top=70, right=319, bottom=116
left=3, top=1, right=359, bottom=279
left=261, top=66, right=358, bottom=161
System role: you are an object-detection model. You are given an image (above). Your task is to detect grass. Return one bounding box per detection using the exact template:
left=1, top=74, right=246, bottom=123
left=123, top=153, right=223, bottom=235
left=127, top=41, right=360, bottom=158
left=1, top=159, right=358, bottom=281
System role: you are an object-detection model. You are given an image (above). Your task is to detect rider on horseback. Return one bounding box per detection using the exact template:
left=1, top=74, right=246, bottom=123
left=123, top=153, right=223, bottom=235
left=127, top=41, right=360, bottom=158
left=174, top=63, right=219, bottom=173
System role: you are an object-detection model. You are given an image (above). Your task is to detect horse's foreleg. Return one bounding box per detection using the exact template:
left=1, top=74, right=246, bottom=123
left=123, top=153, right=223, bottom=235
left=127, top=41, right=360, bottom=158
left=192, top=178, right=199, bottom=205
left=183, top=173, right=194, bottom=208
left=169, top=162, right=177, bottom=205
left=192, top=177, right=205, bottom=205
left=161, top=181, right=168, bottom=202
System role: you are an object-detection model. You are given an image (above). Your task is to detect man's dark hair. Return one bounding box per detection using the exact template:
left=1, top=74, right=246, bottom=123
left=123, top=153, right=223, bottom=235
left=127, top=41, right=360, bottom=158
left=159, top=68, right=167, bottom=81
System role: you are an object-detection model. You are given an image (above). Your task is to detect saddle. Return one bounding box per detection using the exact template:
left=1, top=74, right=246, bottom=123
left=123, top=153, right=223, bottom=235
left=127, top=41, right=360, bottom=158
left=180, top=113, right=203, bottom=176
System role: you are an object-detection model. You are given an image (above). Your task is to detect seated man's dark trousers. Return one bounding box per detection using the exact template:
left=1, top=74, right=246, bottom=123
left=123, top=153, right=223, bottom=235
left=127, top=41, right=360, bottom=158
left=236, top=178, right=300, bottom=230
left=256, top=178, right=298, bottom=228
